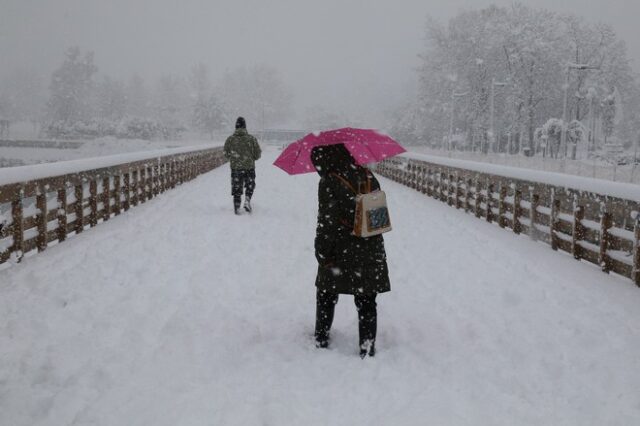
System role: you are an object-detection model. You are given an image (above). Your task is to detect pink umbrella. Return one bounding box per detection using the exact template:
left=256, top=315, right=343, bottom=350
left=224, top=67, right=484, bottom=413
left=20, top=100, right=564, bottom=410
left=273, top=127, right=406, bottom=175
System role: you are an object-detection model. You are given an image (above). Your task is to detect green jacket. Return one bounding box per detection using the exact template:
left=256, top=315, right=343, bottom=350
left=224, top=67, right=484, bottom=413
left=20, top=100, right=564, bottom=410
left=223, top=128, right=262, bottom=170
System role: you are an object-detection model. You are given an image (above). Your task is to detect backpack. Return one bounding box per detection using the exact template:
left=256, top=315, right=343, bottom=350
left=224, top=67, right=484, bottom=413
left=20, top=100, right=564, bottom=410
left=330, top=170, right=392, bottom=238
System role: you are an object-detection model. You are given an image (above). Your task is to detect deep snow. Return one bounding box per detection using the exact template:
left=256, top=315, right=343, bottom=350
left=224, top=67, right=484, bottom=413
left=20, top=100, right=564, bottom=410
left=0, top=143, right=222, bottom=186
left=1, top=147, right=640, bottom=426
left=0, top=137, right=222, bottom=169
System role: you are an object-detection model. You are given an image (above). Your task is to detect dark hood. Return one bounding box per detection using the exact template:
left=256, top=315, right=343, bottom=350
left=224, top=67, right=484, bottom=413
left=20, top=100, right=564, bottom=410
left=310, top=144, right=357, bottom=178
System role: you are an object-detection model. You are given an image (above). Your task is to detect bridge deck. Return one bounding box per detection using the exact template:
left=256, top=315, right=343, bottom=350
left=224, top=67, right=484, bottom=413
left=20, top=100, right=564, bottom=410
left=2, top=148, right=640, bottom=425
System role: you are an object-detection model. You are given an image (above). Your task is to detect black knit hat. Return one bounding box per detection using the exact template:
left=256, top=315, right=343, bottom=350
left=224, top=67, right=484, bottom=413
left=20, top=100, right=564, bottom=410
left=235, top=117, right=246, bottom=129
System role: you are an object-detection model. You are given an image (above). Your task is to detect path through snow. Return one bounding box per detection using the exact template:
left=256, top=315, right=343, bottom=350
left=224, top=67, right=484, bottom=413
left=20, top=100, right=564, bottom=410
left=1, top=147, right=640, bottom=425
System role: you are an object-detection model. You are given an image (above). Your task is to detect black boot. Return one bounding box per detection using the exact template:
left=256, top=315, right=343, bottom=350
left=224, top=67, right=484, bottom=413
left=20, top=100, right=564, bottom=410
left=233, top=196, right=241, bottom=215
left=359, top=341, right=375, bottom=358
left=355, top=294, right=377, bottom=358
left=315, top=290, right=338, bottom=348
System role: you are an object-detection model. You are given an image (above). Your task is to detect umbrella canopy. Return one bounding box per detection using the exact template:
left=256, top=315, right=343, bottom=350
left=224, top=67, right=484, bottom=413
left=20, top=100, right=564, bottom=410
left=273, top=127, right=406, bottom=175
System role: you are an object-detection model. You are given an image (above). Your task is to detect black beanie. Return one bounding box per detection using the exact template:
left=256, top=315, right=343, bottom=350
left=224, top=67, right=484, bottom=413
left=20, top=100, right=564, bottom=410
left=235, top=117, right=246, bottom=129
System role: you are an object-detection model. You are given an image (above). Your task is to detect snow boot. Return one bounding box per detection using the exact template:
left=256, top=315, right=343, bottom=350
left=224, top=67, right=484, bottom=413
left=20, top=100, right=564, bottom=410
left=315, top=290, right=338, bottom=349
left=355, top=295, right=377, bottom=358
left=315, top=336, right=329, bottom=349
left=244, top=198, right=252, bottom=213
left=359, top=340, right=375, bottom=358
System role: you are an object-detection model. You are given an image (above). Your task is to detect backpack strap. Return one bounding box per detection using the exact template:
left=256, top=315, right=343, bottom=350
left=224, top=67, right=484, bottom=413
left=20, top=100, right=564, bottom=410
left=364, top=169, right=372, bottom=193
left=330, top=169, right=373, bottom=195
left=357, top=169, right=373, bottom=194
left=330, top=172, right=357, bottom=194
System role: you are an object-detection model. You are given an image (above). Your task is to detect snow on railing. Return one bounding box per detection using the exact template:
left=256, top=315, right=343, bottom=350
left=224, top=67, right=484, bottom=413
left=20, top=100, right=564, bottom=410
left=0, top=145, right=227, bottom=266
left=375, top=154, right=640, bottom=287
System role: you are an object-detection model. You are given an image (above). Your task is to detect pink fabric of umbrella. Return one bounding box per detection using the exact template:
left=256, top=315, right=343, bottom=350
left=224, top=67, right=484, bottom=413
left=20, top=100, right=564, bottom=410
left=273, top=127, right=406, bottom=175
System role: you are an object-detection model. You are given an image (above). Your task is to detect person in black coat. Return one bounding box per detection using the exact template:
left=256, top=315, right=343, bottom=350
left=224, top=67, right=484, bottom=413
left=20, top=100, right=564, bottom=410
left=310, top=143, right=391, bottom=357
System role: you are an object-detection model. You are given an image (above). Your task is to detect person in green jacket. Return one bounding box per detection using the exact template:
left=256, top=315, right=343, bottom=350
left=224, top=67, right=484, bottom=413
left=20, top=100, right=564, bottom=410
left=223, top=117, right=262, bottom=214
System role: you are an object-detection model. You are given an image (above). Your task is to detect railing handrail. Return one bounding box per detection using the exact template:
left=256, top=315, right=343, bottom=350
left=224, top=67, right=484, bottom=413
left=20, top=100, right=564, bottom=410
left=377, top=155, right=640, bottom=287
left=0, top=146, right=227, bottom=266
left=402, top=153, right=640, bottom=201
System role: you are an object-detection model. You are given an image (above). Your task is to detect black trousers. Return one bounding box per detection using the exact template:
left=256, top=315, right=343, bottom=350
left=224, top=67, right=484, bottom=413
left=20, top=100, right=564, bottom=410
left=231, top=169, right=256, bottom=205
left=315, top=289, right=377, bottom=346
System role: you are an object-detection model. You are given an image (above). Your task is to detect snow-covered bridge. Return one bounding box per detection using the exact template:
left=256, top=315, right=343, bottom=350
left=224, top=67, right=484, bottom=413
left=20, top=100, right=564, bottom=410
left=1, top=147, right=640, bottom=425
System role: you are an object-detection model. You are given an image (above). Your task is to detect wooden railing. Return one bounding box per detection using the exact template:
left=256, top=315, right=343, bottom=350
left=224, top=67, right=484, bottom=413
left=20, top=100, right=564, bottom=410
left=376, top=156, right=640, bottom=287
left=0, top=147, right=226, bottom=265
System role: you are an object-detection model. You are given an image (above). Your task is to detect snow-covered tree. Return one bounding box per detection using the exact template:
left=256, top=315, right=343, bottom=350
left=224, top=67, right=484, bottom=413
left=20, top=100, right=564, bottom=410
left=387, top=100, right=423, bottom=145
left=601, top=91, right=616, bottom=145
left=46, top=47, right=98, bottom=125
left=218, top=65, right=292, bottom=130
left=403, top=3, right=640, bottom=155
left=188, top=63, right=227, bottom=137
left=501, top=4, right=565, bottom=152
left=97, top=76, right=126, bottom=122
left=540, top=118, right=564, bottom=158
left=152, top=74, right=189, bottom=138
left=560, top=16, right=640, bottom=147
left=189, top=63, right=211, bottom=104
left=125, top=74, right=151, bottom=118
left=0, top=67, right=46, bottom=127
left=192, top=94, right=228, bottom=138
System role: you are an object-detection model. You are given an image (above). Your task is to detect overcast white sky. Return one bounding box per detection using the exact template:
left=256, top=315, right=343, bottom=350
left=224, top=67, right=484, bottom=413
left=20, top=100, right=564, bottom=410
left=1, top=0, right=639, bottom=124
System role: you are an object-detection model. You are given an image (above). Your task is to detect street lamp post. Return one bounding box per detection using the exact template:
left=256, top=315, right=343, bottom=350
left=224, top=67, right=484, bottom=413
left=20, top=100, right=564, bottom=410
left=588, top=93, right=596, bottom=152
left=632, top=132, right=640, bottom=183
left=489, top=78, right=508, bottom=154
left=448, top=90, right=469, bottom=151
